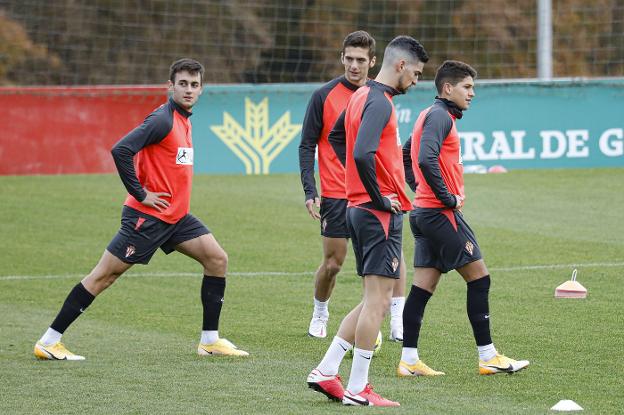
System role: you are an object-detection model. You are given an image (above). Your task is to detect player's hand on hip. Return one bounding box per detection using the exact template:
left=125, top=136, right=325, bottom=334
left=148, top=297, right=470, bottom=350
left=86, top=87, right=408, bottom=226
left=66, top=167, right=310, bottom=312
left=305, top=197, right=321, bottom=220
left=454, top=194, right=464, bottom=211
left=384, top=193, right=401, bottom=214
left=141, top=188, right=171, bottom=212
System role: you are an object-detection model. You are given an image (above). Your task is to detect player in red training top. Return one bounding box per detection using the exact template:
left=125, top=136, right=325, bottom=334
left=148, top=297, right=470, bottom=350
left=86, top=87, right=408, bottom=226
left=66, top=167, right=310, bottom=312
left=307, top=36, right=428, bottom=407
left=299, top=31, right=408, bottom=341
left=398, top=60, right=529, bottom=377
left=34, top=58, right=248, bottom=360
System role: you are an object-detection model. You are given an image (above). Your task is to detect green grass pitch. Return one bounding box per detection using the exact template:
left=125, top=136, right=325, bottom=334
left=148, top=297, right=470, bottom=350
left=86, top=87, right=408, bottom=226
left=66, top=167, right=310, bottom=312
left=1, top=169, right=623, bottom=414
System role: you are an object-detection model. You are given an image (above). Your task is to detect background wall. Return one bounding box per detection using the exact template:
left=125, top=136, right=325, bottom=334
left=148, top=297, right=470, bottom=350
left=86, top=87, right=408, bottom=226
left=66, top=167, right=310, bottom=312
left=0, top=86, right=167, bottom=175
left=1, top=79, right=622, bottom=176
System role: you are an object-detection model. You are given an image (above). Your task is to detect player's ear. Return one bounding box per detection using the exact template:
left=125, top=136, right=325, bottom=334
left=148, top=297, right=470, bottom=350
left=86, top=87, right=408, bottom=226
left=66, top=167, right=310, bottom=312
left=167, top=80, right=174, bottom=90
left=370, top=56, right=376, bottom=68
left=445, top=82, right=452, bottom=95
left=396, top=59, right=406, bottom=73
left=340, top=52, right=345, bottom=64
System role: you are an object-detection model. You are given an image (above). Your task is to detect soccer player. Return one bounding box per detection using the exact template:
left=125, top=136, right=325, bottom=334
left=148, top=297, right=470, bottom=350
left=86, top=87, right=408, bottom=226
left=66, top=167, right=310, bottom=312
left=33, top=58, right=248, bottom=360
left=397, top=60, right=529, bottom=377
left=299, top=31, right=407, bottom=341
left=307, top=36, right=429, bottom=407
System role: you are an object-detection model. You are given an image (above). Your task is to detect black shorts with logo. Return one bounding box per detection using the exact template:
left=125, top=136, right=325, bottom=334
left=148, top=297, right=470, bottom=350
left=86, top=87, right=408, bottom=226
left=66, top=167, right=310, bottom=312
left=320, top=197, right=349, bottom=238
left=409, top=207, right=482, bottom=273
left=346, top=203, right=403, bottom=279
left=107, top=206, right=210, bottom=264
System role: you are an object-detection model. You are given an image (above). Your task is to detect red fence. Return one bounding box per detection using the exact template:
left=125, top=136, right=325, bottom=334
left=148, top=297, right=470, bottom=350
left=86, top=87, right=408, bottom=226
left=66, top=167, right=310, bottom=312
left=0, top=86, right=167, bottom=175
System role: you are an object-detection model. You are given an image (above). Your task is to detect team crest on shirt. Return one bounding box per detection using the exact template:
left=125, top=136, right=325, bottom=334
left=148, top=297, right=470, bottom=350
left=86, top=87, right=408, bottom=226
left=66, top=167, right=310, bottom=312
left=125, top=245, right=136, bottom=258
left=391, top=257, right=399, bottom=272
left=176, top=147, right=194, bottom=165
left=465, top=241, right=474, bottom=255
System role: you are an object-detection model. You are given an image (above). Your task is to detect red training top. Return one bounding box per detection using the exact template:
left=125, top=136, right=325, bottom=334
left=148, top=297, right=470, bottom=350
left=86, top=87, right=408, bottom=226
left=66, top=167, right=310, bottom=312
left=344, top=80, right=411, bottom=212
left=298, top=76, right=359, bottom=200
left=111, top=98, right=194, bottom=224
left=409, top=98, right=465, bottom=209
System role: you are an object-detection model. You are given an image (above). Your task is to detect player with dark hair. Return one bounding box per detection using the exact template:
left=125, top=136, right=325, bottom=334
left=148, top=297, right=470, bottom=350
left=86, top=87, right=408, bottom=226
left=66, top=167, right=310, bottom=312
left=299, top=31, right=407, bottom=341
left=34, top=58, right=248, bottom=360
left=307, top=36, right=429, bottom=407
left=398, top=60, right=529, bottom=377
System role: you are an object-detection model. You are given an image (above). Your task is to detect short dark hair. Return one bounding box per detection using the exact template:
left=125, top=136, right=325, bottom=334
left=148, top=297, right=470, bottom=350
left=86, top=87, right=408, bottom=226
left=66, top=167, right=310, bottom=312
left=169, top=58, right=205, bottom=84
left=343, top=30, right=376, bottom=60
left=434, top=60, right=477, bottom=94
left=384, top=36, right=429, bottom=64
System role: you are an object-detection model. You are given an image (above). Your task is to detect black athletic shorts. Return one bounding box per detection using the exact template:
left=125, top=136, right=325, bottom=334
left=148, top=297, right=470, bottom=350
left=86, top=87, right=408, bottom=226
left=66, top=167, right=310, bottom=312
left=347, top=203, right=403, bottom=278
left=320, top=197, right=349, bottom=238
left=409, top=207, right=482, bottom=273
left=107, top=206, right=210, bottom=264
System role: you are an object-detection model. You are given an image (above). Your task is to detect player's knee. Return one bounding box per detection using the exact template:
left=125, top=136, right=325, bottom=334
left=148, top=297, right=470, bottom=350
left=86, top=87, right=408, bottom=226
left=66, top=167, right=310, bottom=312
left=424, top=280, right=439, bottom=292
left=204, top=250, right=228, bottom=276
left=413, top=274, right=440, bottom=293
left=84, top=271, right=121, bottom=294
left=380, top=296, right=392, bottom=315
left=324, top=259, right=343, bottom=277
left=100, top=274, right=119, bottom=290
left=367, top=297, right=391, bottom=319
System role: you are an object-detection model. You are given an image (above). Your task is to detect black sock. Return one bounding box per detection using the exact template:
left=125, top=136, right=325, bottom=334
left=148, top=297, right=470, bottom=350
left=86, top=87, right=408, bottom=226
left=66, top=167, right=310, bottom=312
left=467, top=275, right=493, bottom=346
left=50, top=283, right=95, bottom=334
left=402, top=284, right=433, bottom=348
left=201, top=275, right=226, bottom=331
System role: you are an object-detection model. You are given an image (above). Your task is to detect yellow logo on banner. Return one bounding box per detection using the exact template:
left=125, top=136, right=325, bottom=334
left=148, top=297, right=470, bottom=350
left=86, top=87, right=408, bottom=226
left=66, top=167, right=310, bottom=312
left=211, top=97, right=302, bottom=174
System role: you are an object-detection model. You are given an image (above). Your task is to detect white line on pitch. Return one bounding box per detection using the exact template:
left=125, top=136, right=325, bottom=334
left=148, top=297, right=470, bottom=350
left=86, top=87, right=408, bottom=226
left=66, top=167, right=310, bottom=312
left=1, top=261, right=623, bottom=282
left=0, top=271, right=315, bottom=281
left=490, top=262, right=624, bottom=272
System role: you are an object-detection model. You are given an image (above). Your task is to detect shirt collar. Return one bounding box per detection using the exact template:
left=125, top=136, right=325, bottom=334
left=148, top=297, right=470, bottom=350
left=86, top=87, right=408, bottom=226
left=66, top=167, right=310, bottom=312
left=169, top=97, right=193, bottom=118
left=339, top=76, right=360, bottom=92
left=435, top=97, right=463, bottom=119
left=367, top=79, right=401, bottom=96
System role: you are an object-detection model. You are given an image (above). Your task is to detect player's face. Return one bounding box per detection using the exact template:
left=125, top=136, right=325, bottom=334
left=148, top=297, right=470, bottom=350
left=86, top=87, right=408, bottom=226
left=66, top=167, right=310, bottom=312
left=341, top=46, right=375, bottom=87
left=396, top=60, right=424, bottom=94
left=169, top=70, right=203, bottom=111
left=446, top=76, right=475, bottom=110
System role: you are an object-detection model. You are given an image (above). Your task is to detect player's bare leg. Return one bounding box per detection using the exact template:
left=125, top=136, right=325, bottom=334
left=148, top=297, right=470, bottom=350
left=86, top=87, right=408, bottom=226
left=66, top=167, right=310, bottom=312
left=175, top=233, right=248, bottom=356
left=82, top=250, right=134, bottom=295
left=355, top=276, right=393, bottom=349
left=336, top=301, right=364, bottom=344
left=413, top=266, right=442, bottom=293
left=456, top=258, right=488, bottom=283
left=308, top=237, right=348, bottom=338
left=35, top=251, right=133, bottom=360
left=175, top=233, right=228, bottom=277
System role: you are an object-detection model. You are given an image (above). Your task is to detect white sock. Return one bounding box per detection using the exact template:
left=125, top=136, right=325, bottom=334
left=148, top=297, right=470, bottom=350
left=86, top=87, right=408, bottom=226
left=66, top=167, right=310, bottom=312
left=346, top=348, right=373, bottom=394
left=200, top=330, right=219, bottom=345
left=317, top=336, right=352, bottom=375
left=478, top=343, right=497, bottom=361
left=401, top=347, right=420, bottom=365
left=390, top=297, right=405, bottom=319
left=39, top=327, right=62, bottom=346
left=313, top=298, right=329, bottom=317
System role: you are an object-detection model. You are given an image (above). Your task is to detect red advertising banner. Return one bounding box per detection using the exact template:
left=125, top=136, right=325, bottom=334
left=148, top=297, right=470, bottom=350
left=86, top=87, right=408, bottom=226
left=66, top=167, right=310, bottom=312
left=0, top=86, right=167, bottom=175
